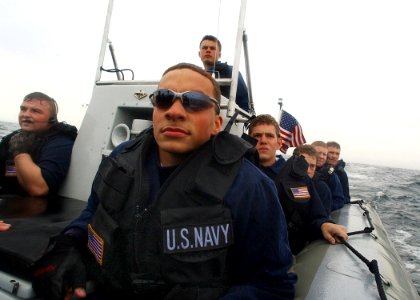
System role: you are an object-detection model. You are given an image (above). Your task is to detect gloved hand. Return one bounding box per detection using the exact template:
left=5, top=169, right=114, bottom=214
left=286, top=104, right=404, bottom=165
left=8, top=131, right=42, bottom=158
left=32, top=234, right=87, bottom=300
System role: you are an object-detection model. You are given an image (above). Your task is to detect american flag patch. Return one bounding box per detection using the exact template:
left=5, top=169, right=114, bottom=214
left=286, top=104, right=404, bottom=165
left=290, top=186, right=310, bottom=200
left=88, top=224, right=104, bottom=266
left=5, top=161, right=16, bottom=177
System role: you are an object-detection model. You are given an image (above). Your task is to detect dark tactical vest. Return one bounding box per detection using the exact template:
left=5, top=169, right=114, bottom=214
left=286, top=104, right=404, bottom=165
left=316, top=163, right=335, bottom=182
left=87, top=129, right=252, bottom=299
left=274, top=155, right=311, bottom=254
left=0, top=123, right=77, bottom=195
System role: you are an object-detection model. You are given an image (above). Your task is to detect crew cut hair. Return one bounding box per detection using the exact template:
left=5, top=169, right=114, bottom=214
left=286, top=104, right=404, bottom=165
left=23, top=91, right=58, bottom=119
left=200, top=35, right=222, bottom=51
left=161, top=62, right=221, bottom=114
left=248, top=114, right=281, bottom=137
left=311, top=140, right=327, bottom=148
left=326, top=141, right=341, bottom=149
left=293, top=144, right=317, bottom=159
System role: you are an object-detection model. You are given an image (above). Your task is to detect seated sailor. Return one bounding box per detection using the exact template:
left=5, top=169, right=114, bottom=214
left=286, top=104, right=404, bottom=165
left=327, top=141, right=351, bottom=204
left=248, top=114, right=348, bottom=254
left=0, top=92, right=77, bottom=197
left=32, top=63, right=297, bottom=299
left=293, top=145, right=333, bottom=216
left=312, top=140, right=345, bottom=211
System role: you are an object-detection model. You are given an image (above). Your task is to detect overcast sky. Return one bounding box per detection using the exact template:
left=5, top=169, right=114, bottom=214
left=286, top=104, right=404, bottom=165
left=1, top=0, right=420, bottom=170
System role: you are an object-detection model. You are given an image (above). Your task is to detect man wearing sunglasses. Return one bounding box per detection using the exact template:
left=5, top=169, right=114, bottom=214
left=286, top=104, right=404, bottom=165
left=199, top=34, right=250, bottom=112
left=33, top=63, right=297, bottom=299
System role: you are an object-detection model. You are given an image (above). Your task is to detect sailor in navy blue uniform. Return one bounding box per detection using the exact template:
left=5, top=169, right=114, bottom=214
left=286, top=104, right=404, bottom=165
left=257, top=154, right=286, bottom=180
left=199, top=35, right=250, bottom=112
left=0, top=92, right=77, bottom=197
left=312, top=178, right=333, bottom=216
left=32, top=63, right=296, bottom=300
left=312, top=141, right=345, bottom=211
left=248, top=115, right=348, bottom=255
left=334, top=159, right=351, bottom=203
left=326, top=141, right=351, bottom=204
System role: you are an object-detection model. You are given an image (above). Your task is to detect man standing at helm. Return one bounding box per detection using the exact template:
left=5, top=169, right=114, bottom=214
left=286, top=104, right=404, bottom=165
left=199, top=34, right=250, bottom=112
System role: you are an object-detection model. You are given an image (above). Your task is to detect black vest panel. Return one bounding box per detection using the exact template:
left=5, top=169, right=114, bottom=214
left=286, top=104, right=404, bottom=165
left=274, top=155, right=312, bottom=254
left=87, top=130, right=250, bottom=299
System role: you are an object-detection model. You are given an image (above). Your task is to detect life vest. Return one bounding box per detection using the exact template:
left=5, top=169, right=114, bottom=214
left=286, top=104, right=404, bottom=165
left=316, top=163, right=335, bottom=182
left=274, top=155, right=312, bottom=254
left=87, top=129, right=252, bottom=299
left=0, top=123, right=77, bottom=195
left=335, top=159, right=346, bottom=173
left=0, top=130, right=18, bottom=190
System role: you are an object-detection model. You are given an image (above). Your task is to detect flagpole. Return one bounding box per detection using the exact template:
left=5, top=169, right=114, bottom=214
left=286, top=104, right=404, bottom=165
left=277, top=98, right=284, bottom=123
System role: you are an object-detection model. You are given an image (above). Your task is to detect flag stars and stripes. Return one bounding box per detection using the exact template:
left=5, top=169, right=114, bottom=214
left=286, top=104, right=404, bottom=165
left=88, top=224, right=104, bottom=266
left=279, top=110, right=306, bottom=154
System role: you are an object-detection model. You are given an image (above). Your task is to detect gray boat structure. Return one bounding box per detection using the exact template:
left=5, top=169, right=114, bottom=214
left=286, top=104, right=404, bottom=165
left=0, top=0, right=418, bottom=299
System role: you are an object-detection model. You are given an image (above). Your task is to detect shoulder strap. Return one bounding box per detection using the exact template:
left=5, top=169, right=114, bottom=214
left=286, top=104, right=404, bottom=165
left=92, top=129, right=153, bottom=213
left=275, top=155, right=311, bottom=204
left=212, top=131, right=255, bottom=164
left=49, top=122, right=78, bottom=140
left=0, top=130, right=20, bottom=180
left=158, top=133, right=248, bottom=207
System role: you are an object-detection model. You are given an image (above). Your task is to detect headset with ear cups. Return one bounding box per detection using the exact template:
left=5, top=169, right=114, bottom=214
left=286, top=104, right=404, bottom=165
left=48, top=98, right=59, bottom=124
left=48, top=116, right=58, bottom=124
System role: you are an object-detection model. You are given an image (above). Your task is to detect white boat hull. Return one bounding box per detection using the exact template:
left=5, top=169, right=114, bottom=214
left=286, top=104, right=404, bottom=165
left=294, top=201, right=419, bottom=299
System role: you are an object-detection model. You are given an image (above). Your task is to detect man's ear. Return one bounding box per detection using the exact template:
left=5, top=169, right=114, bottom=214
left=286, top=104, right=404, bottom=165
left=277, top=136, right=283, bottom=150
left=211, top=115, right=223, bottom=135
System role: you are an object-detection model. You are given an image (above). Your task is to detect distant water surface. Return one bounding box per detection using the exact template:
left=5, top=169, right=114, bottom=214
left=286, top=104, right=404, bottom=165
left=347, top=162, right=420, bottom=294
left=1, top=121, right=419, bottom=294
left=0, top=121, right=19, bottom=136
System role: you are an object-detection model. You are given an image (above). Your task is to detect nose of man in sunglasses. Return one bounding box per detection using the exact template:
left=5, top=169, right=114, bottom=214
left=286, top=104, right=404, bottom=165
left=151, top=63, right=223, bottom=167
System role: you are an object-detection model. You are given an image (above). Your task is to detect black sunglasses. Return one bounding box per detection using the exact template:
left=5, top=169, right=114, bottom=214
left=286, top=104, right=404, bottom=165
left=149, top=89, right=220, bottom=113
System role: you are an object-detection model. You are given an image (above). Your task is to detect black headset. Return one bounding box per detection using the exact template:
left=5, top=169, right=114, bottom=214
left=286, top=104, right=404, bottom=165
left=48, top=98, right=59, bottom=124
left=48, top=116, right=58, bottom=124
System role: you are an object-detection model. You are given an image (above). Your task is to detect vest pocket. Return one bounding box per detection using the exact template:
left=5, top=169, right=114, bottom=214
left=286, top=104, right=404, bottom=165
left=92, top=156, right=133, bottom=213
left=88, top=203, right=120, bottom=267
left=160, top=205, right=233, bottom=284
left=161, top=205, right=233, bottom=257
left=88, top=203, right=134, bottom=291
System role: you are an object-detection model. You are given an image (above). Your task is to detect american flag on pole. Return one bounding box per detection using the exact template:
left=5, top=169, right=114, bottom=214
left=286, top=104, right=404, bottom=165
left=279, top=110, right=306, bottom=153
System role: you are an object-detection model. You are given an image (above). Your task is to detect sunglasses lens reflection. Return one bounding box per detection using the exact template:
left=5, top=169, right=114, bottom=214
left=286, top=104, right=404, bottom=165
left=151, top=89, right=216, bottom=112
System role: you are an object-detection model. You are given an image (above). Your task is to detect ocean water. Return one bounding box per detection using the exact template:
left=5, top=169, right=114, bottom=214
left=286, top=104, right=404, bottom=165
left=347, top=163, right=420, bottom=294
left=1, top=121, right=419, bottom=294
left=0, top=121, right=19, bottom=136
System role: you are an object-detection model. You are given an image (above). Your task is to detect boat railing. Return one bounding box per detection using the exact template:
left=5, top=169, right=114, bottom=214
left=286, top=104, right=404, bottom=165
left=96, top=80, right=159, bottom=86
left=95, top=78, right=253, bottom=122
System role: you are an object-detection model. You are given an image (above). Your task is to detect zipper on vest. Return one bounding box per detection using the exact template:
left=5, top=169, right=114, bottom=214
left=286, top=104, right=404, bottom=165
left=135, top=204, right=141, bottom=219
left=134, top=204, right=149, bottom=269
left=135, top=205, right=149, bottom=219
